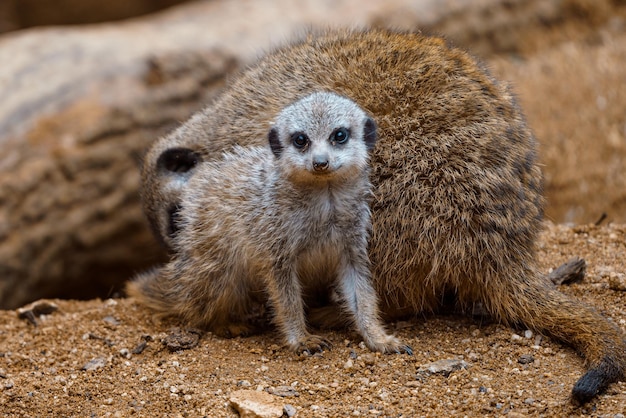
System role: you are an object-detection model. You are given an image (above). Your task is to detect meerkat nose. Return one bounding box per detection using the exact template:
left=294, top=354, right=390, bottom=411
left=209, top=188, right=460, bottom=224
left=313, top=158, right=330, bottom=172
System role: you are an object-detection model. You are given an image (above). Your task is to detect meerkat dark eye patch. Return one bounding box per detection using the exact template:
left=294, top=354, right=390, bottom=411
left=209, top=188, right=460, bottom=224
left=157, top=148, right=201, bottom=174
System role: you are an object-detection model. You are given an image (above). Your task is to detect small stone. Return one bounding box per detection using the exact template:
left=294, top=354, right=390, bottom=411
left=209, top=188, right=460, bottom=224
left=229, top=389, right=283, bottom=418
left=283, top=404, right=297, bottom=417
left=417, top=359, right=468, bottom=377
left=16, top=300, right=59, bottom=326
left=238, top=380, right=252, bottom=387
left=81, top=357, right=107, bottom=371
left=524, top=330, right=533, bottom=339
left=511, top=334, right=523, bottom=344
left=131, top=337, right=150, bottom=355
left=608, top=273, right=626, bottom=291
left=103, top=316, right=120, bottom=326
left=518, top=354, right=535, bottom=365
left=344, top=359, right=354, bottom=369
left=162, top=328, right=201, bottom=352
left=4, top=380, right=14, bottom=390
left=360, top=353, right=376, bottom=365
left=524, top=398, right=535, bottom=405
left=269, top=386, right=299, bottom=397
left=548, top=257, right=586, bottom=285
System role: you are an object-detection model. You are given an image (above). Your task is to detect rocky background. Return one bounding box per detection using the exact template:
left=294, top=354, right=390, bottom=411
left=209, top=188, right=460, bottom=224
left=1, top=0, right=626, bottom=416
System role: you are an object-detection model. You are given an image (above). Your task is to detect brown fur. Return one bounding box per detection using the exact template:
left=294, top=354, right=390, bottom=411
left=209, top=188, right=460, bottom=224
left=136, top=29, right=626, bottom=403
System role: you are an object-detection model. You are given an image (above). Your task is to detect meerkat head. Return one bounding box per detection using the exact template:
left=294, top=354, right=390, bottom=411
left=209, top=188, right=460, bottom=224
left=268, top=92, right=376, bottom=184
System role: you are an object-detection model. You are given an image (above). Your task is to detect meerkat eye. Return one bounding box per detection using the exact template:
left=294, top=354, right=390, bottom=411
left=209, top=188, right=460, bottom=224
left=291, top=132, right=309, bottom=149
left=330, top=127, right=350, bottom=144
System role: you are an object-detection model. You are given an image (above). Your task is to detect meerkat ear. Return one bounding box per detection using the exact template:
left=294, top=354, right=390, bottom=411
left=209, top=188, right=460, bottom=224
left=268, top=128, right=283, bottom=158
left=157, top=148, right=201, bottom=174
left=363, top=117, right=377, bottom=151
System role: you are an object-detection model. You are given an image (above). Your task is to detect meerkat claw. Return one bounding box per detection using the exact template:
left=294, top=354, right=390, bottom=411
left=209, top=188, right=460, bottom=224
left=295, top=335, right=332, bottom=355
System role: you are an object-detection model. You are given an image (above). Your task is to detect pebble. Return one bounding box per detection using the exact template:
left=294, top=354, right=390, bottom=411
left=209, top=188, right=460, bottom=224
left=81, top=357, right=107, bottom=371
left=16, top=300, right=59, bottom=326
left=229, top=389, right=283, bottom=418
left=344, top=359, right=354, bottom=369
left=269, top=386, right=299, bottom=397
left=417, top=359, right=468, bottom=377
left=518, top=354, right=535, bottom=364
left=608, top=273, right=626, bottom=291
left=162, top=327, right=201, bottom=352
left=103, top=316, right=120, bottom=326
left=524, top=330, right=533, bottom=339
left=283, top=404, right=297, bottom=417
left=360, top=353, right=376, bottom=365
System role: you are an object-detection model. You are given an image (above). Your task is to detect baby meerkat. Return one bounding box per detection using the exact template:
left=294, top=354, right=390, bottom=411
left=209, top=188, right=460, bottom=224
left=138, top=29, right=626, bottom=403
left=129, top=92, right=411, bottom=355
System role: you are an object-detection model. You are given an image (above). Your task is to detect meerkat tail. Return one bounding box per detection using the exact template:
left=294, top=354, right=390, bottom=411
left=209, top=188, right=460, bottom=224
left=125, top=267, right=177, bottom=315
left=481, top=270, right=626, bottom=404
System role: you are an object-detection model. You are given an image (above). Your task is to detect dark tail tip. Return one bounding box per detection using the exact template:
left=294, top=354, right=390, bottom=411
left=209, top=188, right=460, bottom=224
left=571, top=356, right=623, bottom=404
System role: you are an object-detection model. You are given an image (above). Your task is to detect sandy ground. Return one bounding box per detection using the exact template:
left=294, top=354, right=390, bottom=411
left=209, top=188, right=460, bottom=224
left=1, top=222, right=625, bottom=417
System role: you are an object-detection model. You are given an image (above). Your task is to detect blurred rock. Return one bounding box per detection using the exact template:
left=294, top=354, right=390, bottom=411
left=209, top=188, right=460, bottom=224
left=0, top=0, right=190, bottom=33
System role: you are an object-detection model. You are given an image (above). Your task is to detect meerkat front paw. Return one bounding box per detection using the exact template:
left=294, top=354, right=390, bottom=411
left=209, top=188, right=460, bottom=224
left=367, top=335, right=413, bottom=355
left=291, top=335, right=332, bottom=355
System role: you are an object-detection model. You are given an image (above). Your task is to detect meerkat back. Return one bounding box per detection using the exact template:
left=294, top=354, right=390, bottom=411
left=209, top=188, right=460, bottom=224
left=140, top=29, right=626, bottom=403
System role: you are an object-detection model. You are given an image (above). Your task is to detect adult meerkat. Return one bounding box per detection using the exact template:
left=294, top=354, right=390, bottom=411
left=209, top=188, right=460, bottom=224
left=138, top=29, right=626, bottom=402
left=129, top=92, right=411, bottom=355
